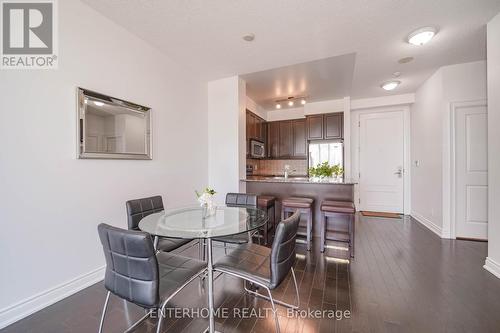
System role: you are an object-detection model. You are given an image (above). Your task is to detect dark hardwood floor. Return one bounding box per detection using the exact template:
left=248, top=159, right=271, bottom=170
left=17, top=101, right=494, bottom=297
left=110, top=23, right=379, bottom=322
left=3, top=215, right=500, bottom=333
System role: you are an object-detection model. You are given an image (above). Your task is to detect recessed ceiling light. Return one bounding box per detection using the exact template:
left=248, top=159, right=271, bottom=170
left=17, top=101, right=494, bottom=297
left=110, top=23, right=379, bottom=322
left=288, top=100, right=294, bottom=106
left=392, top=71, right=401, bottom=77
left=301, top=99, right=306, bottom=105
left=407, top=27, right=437, bottom=46
left=242, top=33, right=255, bottom=42
left=94, top=101, right=104, bottom=107
left=398, top=56, right=414, bottom=64
left=381, top=80, right=401, bottom=91
left=276, top=103, right=281, bottom=109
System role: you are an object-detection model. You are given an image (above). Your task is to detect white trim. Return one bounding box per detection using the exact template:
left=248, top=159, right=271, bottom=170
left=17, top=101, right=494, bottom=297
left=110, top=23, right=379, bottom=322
left=351, top=105, right=411, bottom=214
left=343, top=97, right=352, bottom=179
left=411, top=211, right=444, bottom=237
left=447, top=99, right=488, bottom=240
left=0, top=266, right=105, bottom=329
left=351, top=93, right=415, bottom=110
left=484, top=257, right=500, bottom=279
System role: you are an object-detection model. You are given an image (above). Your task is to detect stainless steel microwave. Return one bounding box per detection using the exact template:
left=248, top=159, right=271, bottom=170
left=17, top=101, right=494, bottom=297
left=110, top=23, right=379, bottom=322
left=249, top=140, right=265, bottom=158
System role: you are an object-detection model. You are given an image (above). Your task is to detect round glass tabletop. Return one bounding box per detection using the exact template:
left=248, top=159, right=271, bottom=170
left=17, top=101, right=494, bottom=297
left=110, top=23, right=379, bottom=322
left=138, top=205, right=268, bottom=239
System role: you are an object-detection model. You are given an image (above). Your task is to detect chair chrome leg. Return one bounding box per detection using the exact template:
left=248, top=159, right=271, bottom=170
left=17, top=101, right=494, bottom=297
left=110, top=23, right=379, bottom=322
left=98, top=291, right=110, bottom=333
left=156, top=301, right=168, bottom=333
left=123, top=309, right=154, bottom=333
left=290, top=267, right=300, bottom=308
left=242, top=272, right=299, bottom=310
left=264, top=286, right=280, bottom=333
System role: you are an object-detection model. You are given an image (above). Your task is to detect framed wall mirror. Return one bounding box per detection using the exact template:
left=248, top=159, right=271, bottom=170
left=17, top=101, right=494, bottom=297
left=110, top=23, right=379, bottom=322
left=77, top=88, right=152, bottom=159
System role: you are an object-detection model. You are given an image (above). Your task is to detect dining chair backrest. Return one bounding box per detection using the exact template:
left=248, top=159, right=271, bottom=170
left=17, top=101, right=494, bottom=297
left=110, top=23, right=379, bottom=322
left=97, top=223, right=160, bottom=308
left=269, top=210, right=300, bottom=289
left=126, top=195, right=164, bottom=230
left=225, top=193, right=257, bottom=207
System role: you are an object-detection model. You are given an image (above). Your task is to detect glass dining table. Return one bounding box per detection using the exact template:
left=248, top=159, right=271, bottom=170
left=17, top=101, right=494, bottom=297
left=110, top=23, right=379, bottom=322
left=139, top=205, right=268, bottom=333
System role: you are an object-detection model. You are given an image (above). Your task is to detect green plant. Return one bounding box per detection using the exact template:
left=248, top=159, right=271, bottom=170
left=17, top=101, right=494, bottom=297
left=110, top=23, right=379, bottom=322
left=309, top=162, right=343, bottom=178
left=195, top=187, right=216, bottom=198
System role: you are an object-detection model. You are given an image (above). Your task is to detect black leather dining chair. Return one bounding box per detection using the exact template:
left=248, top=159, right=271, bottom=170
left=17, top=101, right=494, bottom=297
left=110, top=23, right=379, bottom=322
left=211, top=193, right=260, bottom=256
left=126, top=196, right=194, bottom=252
left=213, top=210, right=301, bottom=333
left=97, top=223, right=206, bottom=333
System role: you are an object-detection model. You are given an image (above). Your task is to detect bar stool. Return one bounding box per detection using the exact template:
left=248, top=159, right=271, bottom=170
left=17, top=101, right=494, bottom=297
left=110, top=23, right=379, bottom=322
left=281, top=197, right=314, bottom=251
left=320, top=200, right=356, bottom=257
left=257, top=195, right=276, bottom=245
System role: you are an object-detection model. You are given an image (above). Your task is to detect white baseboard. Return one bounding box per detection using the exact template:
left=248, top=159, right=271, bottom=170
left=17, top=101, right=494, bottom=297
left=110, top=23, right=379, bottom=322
left=484, top=257, right=500, bottom=279
left=0, top=266, right=105, bottom=330
left=411, top=211, right=443, bottom=238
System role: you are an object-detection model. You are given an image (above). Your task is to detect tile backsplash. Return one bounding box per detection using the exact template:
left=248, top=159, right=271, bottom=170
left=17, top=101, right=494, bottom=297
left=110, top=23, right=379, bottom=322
left=247, top=159, right=308, bottom=176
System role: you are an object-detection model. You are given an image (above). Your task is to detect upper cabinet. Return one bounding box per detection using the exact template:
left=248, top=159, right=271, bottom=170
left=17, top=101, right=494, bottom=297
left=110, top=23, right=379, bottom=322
left=306, top=112, right=343, bottom=140
left=266, top=119, right=307, bottom=159
left=278, top=120, right=293, bottom=158
left=246, top=110, right=266, bottom=143
left=306, top=115, right=324, bottom=140
left=267, top=121, right=280, bottom=158
left=324, top=113, right=343, bottom=139
left=292, top=119, right=307, bottom=158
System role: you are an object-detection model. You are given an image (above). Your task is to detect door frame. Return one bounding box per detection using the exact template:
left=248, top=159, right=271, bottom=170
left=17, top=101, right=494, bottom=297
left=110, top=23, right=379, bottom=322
left=351, top=105, right=411, bottom=215
left=448, top=99, right=488, bottom=239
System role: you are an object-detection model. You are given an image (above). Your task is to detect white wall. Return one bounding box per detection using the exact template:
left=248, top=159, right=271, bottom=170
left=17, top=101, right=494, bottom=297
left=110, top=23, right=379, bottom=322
left=246, top=96, right=267, bottom=120
left=411, top=69, right=445, bottom=233
left=0, top=0, right=208, bottom=327
left=485, top=12, right=500, bottom=278
left=411, top=61, right=487, bottom=237
left=266, top=107, right=306, bottom=121
left=207, top=76, right=246, bottom=202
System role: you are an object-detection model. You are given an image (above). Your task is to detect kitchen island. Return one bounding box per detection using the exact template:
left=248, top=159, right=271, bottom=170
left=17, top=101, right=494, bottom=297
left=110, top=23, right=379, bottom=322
left=241, top=176, right=357, bottom=237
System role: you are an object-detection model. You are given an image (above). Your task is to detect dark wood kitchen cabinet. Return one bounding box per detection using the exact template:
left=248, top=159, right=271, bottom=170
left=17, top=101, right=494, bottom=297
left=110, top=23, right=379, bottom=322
left=306, top=115, right=324, bottom=140
left=278, top=120, right=293, bottom=158
left=266, top=119, right=307, bottom=159
left=306, top=112, right=343, bottom=140
left=246, top=110, right=266, bottom=142
left=292, top=119, right=307, bottom=158
left=267, top=121, right=280, bottom=158
left=246, top=111, right=255, bottom=140
left=324, top=113, right=343, bottom=139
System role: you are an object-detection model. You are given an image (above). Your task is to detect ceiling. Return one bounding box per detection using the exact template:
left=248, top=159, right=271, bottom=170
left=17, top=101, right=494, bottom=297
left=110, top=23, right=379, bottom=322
left=82, top=0, right=500, bottom=100
left=241, top=53, right=356, bottom=109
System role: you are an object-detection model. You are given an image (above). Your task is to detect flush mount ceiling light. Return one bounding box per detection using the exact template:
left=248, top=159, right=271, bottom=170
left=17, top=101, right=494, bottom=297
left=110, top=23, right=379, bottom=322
left=93, top=101, right=104, bottom=107
left=242, top=33, right=255, bottom=42
left=381, top=80, right=401, bottom=91
left=407, top=27, right=437, bottom=46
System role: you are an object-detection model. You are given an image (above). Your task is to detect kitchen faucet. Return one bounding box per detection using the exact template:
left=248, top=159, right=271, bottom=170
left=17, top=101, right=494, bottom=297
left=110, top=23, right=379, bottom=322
left=283, top=164, right=296, bottom=179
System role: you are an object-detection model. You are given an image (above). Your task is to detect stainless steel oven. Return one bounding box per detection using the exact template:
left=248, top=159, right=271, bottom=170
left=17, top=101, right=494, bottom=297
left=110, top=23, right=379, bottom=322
left=249, top=140, right=265, bottom=158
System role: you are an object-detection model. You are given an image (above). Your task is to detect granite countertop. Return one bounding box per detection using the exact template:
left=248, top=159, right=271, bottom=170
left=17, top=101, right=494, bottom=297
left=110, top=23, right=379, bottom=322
left=241, top=175, right=357, bottom=185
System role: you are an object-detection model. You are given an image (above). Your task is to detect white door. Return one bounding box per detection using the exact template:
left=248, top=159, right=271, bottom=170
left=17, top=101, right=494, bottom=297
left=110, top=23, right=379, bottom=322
left=455, top=104, right=488, bottom=239
left=359, top=111, right=404, bottom=213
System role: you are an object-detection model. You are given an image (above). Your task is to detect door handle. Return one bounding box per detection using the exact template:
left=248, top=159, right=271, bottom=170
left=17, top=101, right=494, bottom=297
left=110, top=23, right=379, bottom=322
left=394, top=167, right=403, bottom=177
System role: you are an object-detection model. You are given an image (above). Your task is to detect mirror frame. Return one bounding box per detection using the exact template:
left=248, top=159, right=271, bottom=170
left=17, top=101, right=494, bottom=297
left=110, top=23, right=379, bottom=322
left=76, top=87, right=153, bottom=160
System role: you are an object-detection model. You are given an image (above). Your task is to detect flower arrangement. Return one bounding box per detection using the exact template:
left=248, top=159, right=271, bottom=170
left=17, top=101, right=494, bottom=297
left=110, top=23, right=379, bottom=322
left=195, top=187, right=217, bottom=217
left=309, top=162, right=344, bottom=179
